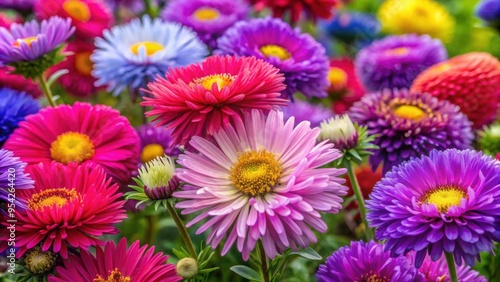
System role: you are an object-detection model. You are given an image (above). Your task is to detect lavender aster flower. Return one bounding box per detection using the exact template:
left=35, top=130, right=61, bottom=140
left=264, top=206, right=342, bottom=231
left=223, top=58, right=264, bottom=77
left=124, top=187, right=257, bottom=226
left=104, top=0, right=144, bottom=11
left=161, top=0, right=249, bottom=49
left=0, top=149, right=34, bottom=210
left=316, top=240, right=425, bottom=282
left=367, top=149, right=500, bottom=267
left=0, top=87, right=40, bottom=146
left=0, top=0, right=35, bottom=10
left=349, top=89, right=473, bottom=173
left=137, top=123, right=180, bottom=164
left=216, top=17, right=329, bottom=99
left=174, top=109, right=347, bottom=260
left=281, top=100, right=333, bottom=128
left=355, top=34, right=447, bottom=91
left=91, top=15, right=208, bottom=96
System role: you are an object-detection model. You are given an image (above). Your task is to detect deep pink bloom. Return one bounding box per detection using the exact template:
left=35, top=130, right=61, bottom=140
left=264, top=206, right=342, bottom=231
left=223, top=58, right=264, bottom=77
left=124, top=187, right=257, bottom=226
left=143, top=55, right=287, bottom=146
left=0, top=66, right=42, bottom=98
left=174, top=109, right=347, bottom=260
left=34, top=0, right=112, bottom=39
left=4, top=102, right=140, bottom=183
left=1, top=162, right=126, bottom=258
left=49, top=238, right=181, bottom=282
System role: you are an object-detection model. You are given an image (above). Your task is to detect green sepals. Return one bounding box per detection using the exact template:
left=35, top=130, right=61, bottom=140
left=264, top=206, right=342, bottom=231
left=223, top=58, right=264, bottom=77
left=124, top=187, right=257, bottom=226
left=9, top=45, right=67, bottom=79
left=125, top=177, right=168, bottom=211
left=173, top=242, right=218, bottom=282
left=478, top=123, right=500, bottom=157
left=335, top=124, right=378, bottom=166
left=10, top=260, right=51, bottom=282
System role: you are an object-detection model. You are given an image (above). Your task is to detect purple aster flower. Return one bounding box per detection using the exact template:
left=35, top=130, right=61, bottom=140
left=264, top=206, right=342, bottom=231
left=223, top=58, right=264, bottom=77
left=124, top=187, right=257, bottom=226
left=316, top=240, right=425, bottom=282
left=104, top=0, right=144, bottom=11
left=367, top=149, right=500, bottom=267
left=137, top=123, right=181, bottom=164
left=0, top=16, right=74, bottom=65
left=407, top=253, right=487, bottom=282
left=355, top=34, right=447, bottom=91
left=0, top=149, right=34, bottom=211
left=161, top=0, right=249, bottom=49
left=0, top=0, right=34, bottom=10
left=174, top=109, right=347, bottom=260
left=476, top=0, right=500, bottom=22
left=280, top=99, right=333, bottom=128
left=216, top=17, right=329, bottom=99
left=349, top=89, right=473, bottom=173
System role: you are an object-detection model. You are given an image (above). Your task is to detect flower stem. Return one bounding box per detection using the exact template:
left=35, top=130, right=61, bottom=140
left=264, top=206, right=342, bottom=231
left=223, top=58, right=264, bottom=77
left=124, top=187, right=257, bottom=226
left=258, top=241, right=270, bottom=282
left=38, top=74, right=56, bottom=107
left=165, top=200, right=197, bottom=259
left=344, top=160, right=374, bottom=240
left=445, top=252, right=458, bottom=282
left=144, top=215, right=156, bottom=245
left=143, top=0, right=155, bottom=17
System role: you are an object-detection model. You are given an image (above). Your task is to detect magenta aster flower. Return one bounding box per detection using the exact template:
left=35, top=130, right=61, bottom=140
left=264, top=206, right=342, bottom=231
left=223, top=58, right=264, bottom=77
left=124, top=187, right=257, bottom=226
left=215, top=17, right=330, bottom=99
left=174, top=109, right=347, bottom=260
left=367, top=149, right=500, bottom=267
left=137, top=123, right=181, bottom=164
left=49, top=238, right=181, bottom=282
left=355, top=34, right=447, bottom=91
left=349, top=89, right=473, bottom=173
left=161, top=0, right=249, bottom=49
left=316, top=240, right=425, bottom=282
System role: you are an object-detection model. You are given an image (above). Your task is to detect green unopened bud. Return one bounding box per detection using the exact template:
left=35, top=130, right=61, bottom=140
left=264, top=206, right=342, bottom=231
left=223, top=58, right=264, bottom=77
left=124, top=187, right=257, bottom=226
left=24, top=246, right=57, bottom=275
left=318, top=114, right=358, bottom=151
left=176, top=257, right=198, bottom=279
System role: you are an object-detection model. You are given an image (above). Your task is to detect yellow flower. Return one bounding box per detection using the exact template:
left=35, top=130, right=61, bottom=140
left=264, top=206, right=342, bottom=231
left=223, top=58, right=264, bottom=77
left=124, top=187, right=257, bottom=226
left=378, top=0, right=455, bottom=42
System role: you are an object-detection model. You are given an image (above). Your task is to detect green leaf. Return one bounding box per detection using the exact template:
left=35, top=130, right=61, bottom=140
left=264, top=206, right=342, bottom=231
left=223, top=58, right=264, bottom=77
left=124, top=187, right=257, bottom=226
left=46, top=69, right=68, bottom=86
left=290, top=247, right=322, bottom=260
left=230, top=265, right=263, bottom=282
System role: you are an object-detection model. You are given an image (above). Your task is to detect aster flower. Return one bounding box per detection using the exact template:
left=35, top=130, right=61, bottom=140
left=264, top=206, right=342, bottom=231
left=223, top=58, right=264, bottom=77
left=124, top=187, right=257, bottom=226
left=216, top=17, right=329, bottom=99
left=0, top=67, right=42, bottom=98
left=251, top=0, right=340, bottom=23
left=327, top=58, right=365, bottom=114
left=103, top=0, right=144, bottom=11
left=174, top=109, right=347, bottom=260
left=349, top=89, right=473, bottom=173
left=476, top=0, right=500, bottom=29
left=4, top=102, right=140, bottom=183
left=92, top=15, right=208, bottom=96
left=0, top=16, right=75, bottom=78
left=322, top=11, right=380, bottom=43
left=478, top=123, right=500, bottom=157
left=23, top=246, right=57, bottom=276
left=408, top=253, right=487, bottom=282
left=316, top=240, right=425, bottom=282
left=411, top=52, right=500, bottom=128
left=0, top=0, right=34, bottom=10
left=355, top=34, right=447, bottom=92
left=161, top=0, right=249, bottom=49
left=378, top=0, right=455, bottom=43
left=137, top=123, right=180, bottom=164
left=367, top=149, right=500, bottom=267
left=1, top=162, right=126, bottom=258
left=280, top=100, right=333, bottom=128
left=34, top=0, right=112, bottom=39
left=0, top=87, right=40, bottom=146
left=0, top=149, right=34, bottom=210
left=48, top=41, right=100, bottom=97
left=143, top=55, right=287, bottom=146
left=49, top=238, right=181, bottom=282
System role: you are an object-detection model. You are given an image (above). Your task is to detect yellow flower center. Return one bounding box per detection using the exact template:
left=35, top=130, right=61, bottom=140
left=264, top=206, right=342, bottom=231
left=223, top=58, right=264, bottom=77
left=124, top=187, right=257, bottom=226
left=422, top=186, right=467, bottom=213
left=62, top=0, right=91, bottom=22
left=141, top=143, right=165, bottom=163
left=50, top=132, right=95, bottom=164
left=393, top=105, right=426, bottom=121
left=130, top=41, right=164, bottom=56
left=193, top=7, right=220, bottom=21
left=327, top=67, right=347, bottom=87
left=260, top=44, right=291, bottom=61
left=28, top=188, right=79, bottom=211
left=360, top=272, right=388, bottom=282
left=385, top=47, right=410, bottom=56
left=230, top=150, right=282, bottom=197
left=74, top=51, right=93, bottom=76
left=94, top=268, right=131, bottom=282
left=12, top=36, right=38, bottom=48
left=195, top=74, right=235, bottom=91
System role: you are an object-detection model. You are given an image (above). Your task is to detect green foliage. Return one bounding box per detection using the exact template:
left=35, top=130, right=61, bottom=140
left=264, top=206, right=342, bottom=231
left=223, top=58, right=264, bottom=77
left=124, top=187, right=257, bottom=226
left=173, top=242, right=218, bottom=282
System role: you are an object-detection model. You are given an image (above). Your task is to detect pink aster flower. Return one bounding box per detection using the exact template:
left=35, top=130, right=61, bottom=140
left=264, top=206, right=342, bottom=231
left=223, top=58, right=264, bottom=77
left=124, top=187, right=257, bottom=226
left=143, top=55, right=287, bottom=146
left=174, top=109, right=347, bottom=260
left=0, top=66, right=42, bottom=98
left=3, top=102, right=140, bottom=183
left=34, top=0, right=112, bottom=39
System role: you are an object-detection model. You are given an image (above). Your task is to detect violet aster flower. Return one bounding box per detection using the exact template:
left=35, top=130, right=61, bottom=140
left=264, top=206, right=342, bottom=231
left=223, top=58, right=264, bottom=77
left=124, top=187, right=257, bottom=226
left=349, top=89, right=473, bottom=173
left=316, top=240, right=425, bottom=282
left=476, top=0, right=500, bottom=24
left=136, top=123, right=181, bottom=164
left=0, top=0, right=34, bottom=10
left=0, top=149, right=34, bottom=211
left=216, top=17, right=329, bottom=99
left=161, top=0, right=249, bottom=49
left=281, top=100, right=333, bottom=128
left=367, top=149, right=500, bottom=267
left=355, top=34, right=447, bottom=91
left=174, top=109, right=347, bottom=260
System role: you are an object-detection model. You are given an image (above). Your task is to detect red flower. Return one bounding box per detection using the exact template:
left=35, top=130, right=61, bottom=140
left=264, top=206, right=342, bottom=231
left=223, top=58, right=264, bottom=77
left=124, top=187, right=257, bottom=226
left=327, top=57, right=366, bottom=114
left=411, top=52, right=500, bottom=128
left=251, top=0, right=340, bottom=23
